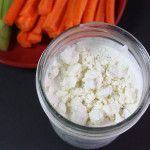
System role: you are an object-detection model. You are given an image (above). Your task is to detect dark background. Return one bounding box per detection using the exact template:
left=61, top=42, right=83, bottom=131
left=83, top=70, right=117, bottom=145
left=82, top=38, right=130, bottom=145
left=0, top=0, right=150, bottom=150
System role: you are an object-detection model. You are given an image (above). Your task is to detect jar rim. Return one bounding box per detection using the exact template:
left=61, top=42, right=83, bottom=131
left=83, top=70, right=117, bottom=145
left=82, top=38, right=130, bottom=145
left=36, top=22, right=150, bottom=136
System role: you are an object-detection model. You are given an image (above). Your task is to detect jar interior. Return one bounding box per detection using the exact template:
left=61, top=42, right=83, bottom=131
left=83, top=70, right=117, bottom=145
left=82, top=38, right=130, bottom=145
left=37, top=23, right=150, bottom=135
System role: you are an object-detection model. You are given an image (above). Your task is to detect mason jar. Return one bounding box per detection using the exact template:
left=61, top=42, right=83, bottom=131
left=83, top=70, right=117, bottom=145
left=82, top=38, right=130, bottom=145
left=36, top=22, right=150, bottom=149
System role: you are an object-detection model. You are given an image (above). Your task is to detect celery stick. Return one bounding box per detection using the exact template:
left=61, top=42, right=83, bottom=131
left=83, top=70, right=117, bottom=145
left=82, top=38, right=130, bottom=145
left=2, top=0, right=13, bottom=18
left=0, top=20, right=11, bottom=51
left=0, top=20, right=11, bottom=37
left=0, top=36, right=10, bottom=51
left=0, top=0, right=3, bottom=19
left=0, top=0, right=13, bottom=51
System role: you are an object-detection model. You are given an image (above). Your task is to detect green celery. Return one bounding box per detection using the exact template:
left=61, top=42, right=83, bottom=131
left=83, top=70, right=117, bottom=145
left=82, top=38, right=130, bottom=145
left=0, top=0, right=13, bottom=51
left=0, top=20, right=11, bottom=37
left=2, top=0, right=13, bottom=18
left=0, top=0, right=3, bottom=19
left=0, top=36, right=10, bottom=51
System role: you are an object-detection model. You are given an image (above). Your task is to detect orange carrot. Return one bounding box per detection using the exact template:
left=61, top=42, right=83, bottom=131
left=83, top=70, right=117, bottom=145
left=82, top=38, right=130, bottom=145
left=48, top=31, right=57, bottom=39
left=65, top=0, right=77, bottom=28
left=73, top=0, right=88, bottom=26
left=106, top=0, right=115, bottom=24
left=15, top=16, right=26, bottom=29
left=43, top=0, right=68, bottom=32
left=3, top=0, right=26, bottom=26
left=47, top=32, right=52, bottom=38
left=28, top=32, right=42, bottom=44
left=19, top=0, right=40, bottom=17
left=15, top=10, right=39, bottom=31
left=17, top=31, right=32, bottom=48
left=32, top=16, right=46, bottom=34
left=56, top=16, right=66, bottom=36
left=47, top=1, right=70, bottom=38
left=27, top=16, right=46, bottom=44
left=95, top=0, right=106, bottom=22
left=82, top=0, right=99, bottom=23
left=38, top=0, right=54, bottom=15
left=57, top=0, right=76, bottom=35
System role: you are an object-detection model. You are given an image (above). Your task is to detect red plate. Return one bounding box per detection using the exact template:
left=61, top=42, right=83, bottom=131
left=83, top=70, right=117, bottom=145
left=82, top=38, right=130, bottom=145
left=0, top=0, right=127, bottom=68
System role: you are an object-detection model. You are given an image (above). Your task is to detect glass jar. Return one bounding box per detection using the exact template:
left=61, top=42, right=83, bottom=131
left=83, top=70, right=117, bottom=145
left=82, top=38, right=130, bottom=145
left=36, top=22, right=150, bottom=149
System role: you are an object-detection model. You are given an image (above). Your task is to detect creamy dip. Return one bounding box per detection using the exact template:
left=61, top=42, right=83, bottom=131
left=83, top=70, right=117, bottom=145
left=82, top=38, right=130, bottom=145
left=44, top=37, right=143, bottom=127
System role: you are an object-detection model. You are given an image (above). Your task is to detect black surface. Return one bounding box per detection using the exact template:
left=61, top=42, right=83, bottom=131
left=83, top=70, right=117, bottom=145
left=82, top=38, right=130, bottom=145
left=0, top=0, right=150, bottom=150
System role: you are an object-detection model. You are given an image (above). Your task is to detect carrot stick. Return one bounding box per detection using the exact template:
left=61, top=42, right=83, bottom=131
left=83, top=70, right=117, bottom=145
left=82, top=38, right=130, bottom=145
left=32, top=15, right=46, bottom=34
left=15, top=10, right=39, bottom=31
left=51, top=0, right=76, bottom=37
left=73, top=0, right=88, bottom=26
left=82, top=0, right=99, bottom=23
left=56, top=16, right=66, bottom=36
left=47, top=32, right=52, bottom=38
left=43, top=0, right=68, bottom=32
left=28, top=32, right=42, bottom=44
left=57, top=0, right=76, bottom=35
left=3, top=0, right=25, bottom=26
left=95, top=0, right=106, bottom=22
left=17, top=31, right=32, bottom=48
left=106, top=0, right=115, bottom=24
left=48, top=31, right=57, bottom=39
left=65, top=0, right=77, bottom=28
left=19, top=0, right=40, bottom=17
left=50, top=5, right=70, bottom=37
left=38, top=0, right=54, bottom=15
left=15, top=16, right=26, bottom=29
left=27, top=16, right=46, bottom=44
